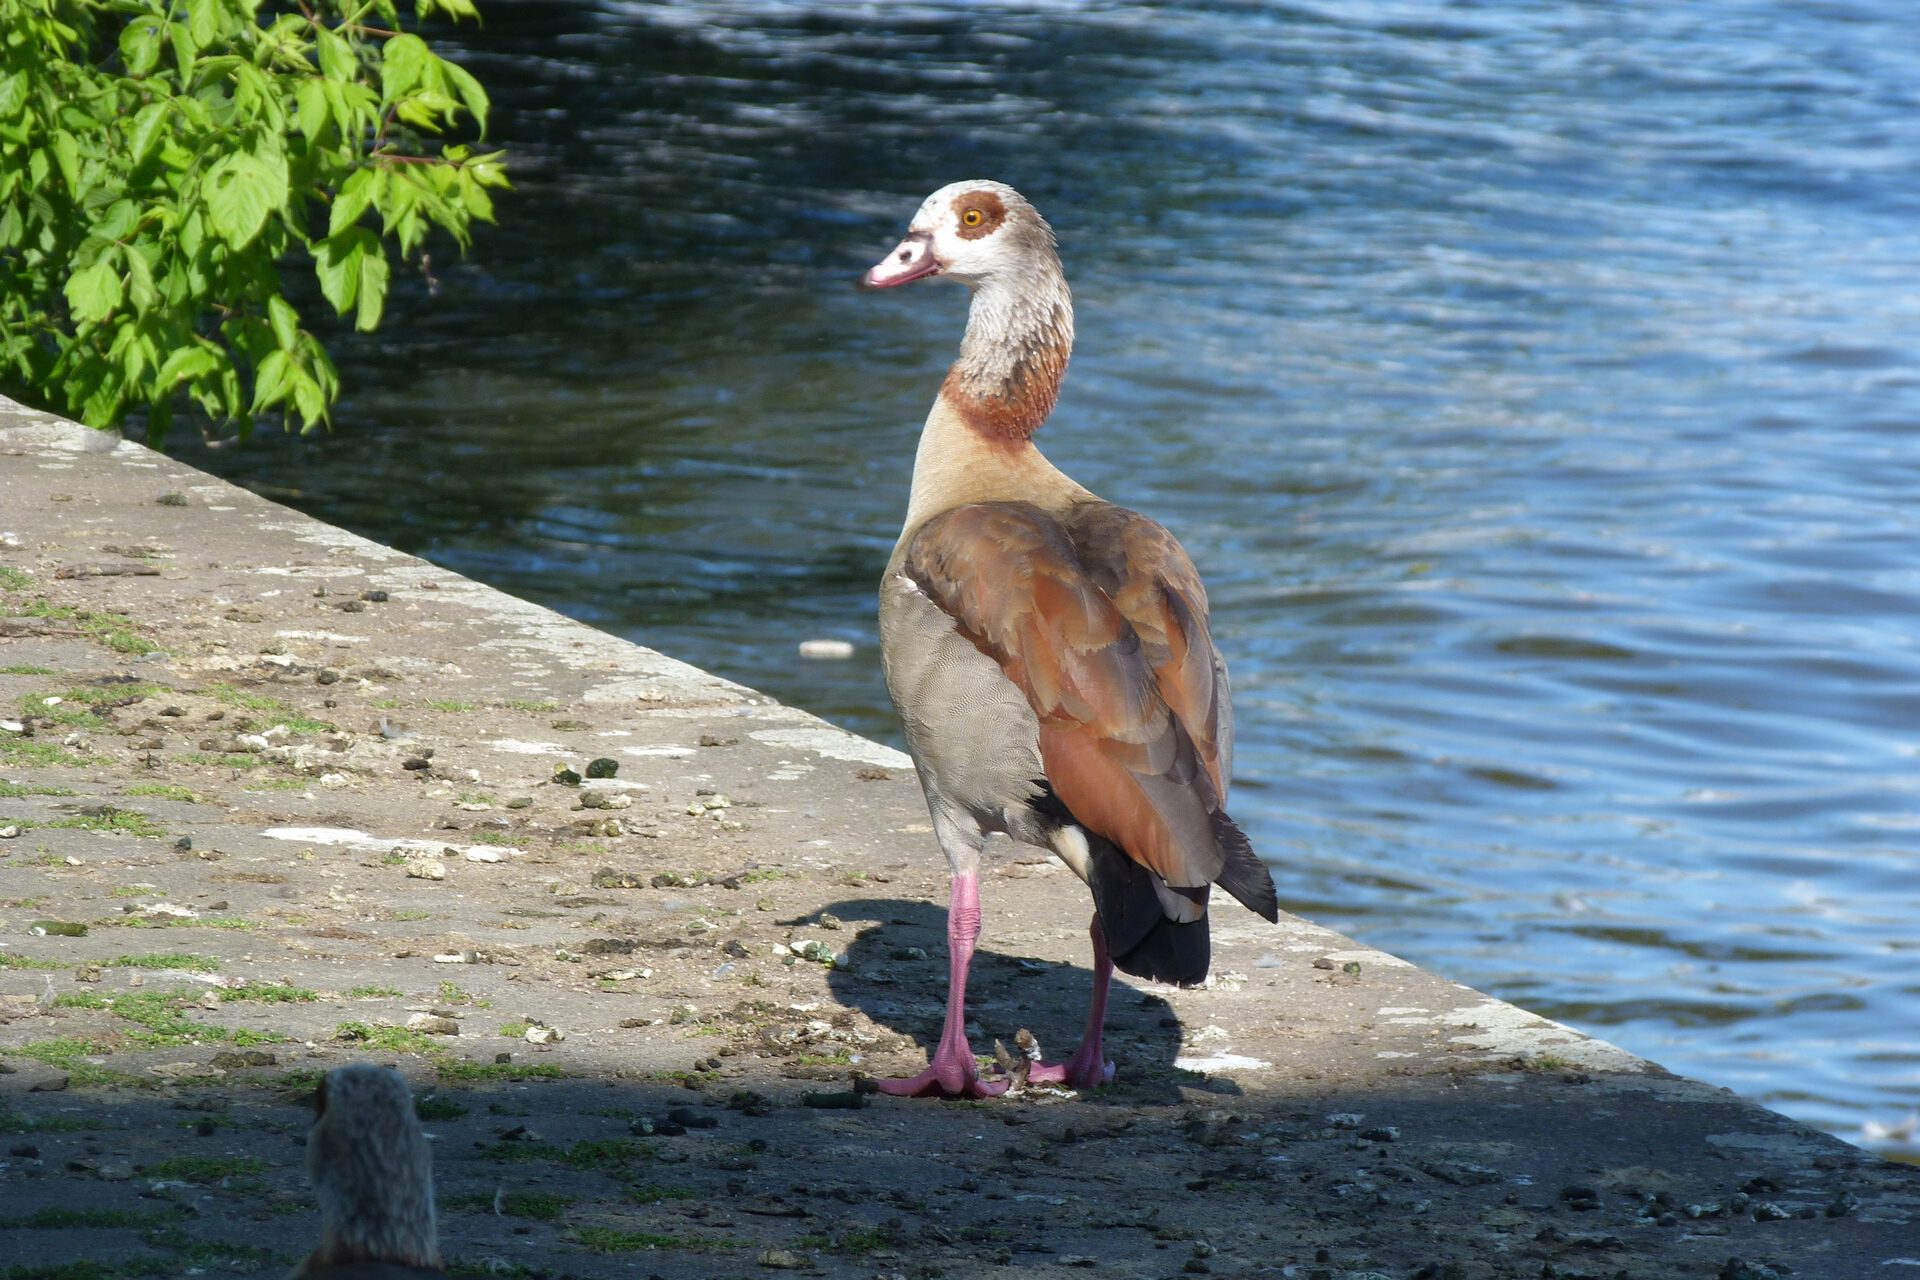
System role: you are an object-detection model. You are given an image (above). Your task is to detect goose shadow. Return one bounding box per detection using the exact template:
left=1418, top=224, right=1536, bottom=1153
left=813, top=894, right=1238, bottom=1101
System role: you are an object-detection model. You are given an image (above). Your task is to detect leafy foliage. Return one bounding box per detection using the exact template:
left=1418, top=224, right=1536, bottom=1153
left=0, top=0, right=507, bottom=441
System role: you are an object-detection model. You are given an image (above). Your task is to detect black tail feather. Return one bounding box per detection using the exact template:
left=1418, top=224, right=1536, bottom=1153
left=1085, top=831, right=1211, bottom=986
left=1113, top=914, right=1210, bottom=987
left=1211, top=810, right=1279, bottom=922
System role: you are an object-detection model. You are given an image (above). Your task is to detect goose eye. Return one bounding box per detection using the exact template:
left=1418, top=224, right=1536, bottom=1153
left=961, top=209, right=984, bottom=228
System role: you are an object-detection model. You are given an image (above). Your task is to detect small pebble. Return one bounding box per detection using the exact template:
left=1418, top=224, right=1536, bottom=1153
left=757, top=1249, right=810, bottom=1270
left=802, top=1090, right=865, bottom=1110
left=1719, top=1259, right=1784, bottom=1280
left=667, top=1106, right=718, bottom=1129
left=405, top=860, right=446, bottom=881
left=406, top=1013, right=461, bottom=1036
left=585, top=757, right=619, bottom=778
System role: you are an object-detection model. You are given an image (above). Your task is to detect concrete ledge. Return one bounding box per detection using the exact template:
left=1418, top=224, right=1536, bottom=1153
left=2, top=394, right=1914, bottom=1279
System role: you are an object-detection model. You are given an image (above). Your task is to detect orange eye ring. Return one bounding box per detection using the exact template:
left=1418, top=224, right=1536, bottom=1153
left=961, top=209, right=984, bottom=228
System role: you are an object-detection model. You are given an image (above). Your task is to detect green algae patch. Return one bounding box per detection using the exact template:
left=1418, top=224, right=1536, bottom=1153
left=109, top=953, right=222, bottom=972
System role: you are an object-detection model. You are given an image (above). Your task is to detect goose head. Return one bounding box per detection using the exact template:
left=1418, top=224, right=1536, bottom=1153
left=863, top=180, right=1058, bottom=291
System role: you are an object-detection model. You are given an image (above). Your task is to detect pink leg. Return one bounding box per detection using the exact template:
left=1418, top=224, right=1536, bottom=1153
left=1028, top=914, right=1117, bottom=1089
left=874, top=872, right=1007, bottom=1099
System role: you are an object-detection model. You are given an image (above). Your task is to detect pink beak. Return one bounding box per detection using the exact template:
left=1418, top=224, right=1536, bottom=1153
left=863, top=230, right=941, bottom=289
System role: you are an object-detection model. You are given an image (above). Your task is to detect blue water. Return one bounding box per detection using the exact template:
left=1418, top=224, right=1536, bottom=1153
left=176, top=0, right=1920, bottom=1149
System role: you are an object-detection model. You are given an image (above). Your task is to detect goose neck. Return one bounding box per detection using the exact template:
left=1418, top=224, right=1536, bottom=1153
left=942, top=265, right=1074, bottom=443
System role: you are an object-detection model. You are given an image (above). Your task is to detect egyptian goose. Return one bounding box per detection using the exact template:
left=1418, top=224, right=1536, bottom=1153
left=863, top=181, right=1279, bottom=1098
left=292, top=1065, right=447, bottom=1280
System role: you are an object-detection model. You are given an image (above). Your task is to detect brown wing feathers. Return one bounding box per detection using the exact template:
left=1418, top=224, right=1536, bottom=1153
left=904, top=501, right=1278, bottom=929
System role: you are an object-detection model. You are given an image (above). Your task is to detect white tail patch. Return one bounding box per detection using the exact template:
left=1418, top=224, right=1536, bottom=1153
left=1048, top=826, right=1092, bottom=882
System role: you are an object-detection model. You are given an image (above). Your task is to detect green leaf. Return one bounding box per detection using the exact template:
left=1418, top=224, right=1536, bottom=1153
left=313, top=227, right=369, bottom=316
left=144, top=397, right=172, bottom=446
left=250, top=349, right=292, bottom=413
left=456, top=169, right=494, bottom=222
left=81, top=368, right=125, bottom=429
left=315, top=26, right=355, bottom=83
left=185, top=0, right=224, bottom=48
left=126, top=100, right=171, bottom=168
left=119, top=16, right=165, bottom=76
left=295, top=79, right=328, bottom=141
left=122, top=247, right=158, bottom=312
left=232, top=63, right=286, bottom=133
left=156, top=345, right=219, bottom=387
left=109, top=316, right=157, bottom=385
left=381, top=34, right=430, bottom=105
left=65, top=260, right=122, bottom=324
left=203, top=150, right=290, bottom=248
left=96, top=198, right=139, bottom=243
left=469, top=151, right=509, bottom=189
left=0, top=71, right=28, bottom=122
left=292, top=368, right=326, bottom=426
left=191, top=54, right=243, bottom=89
left=329, top=167, right=376, bottom=236
left=50, top=130, right=81, bottom=193
left=355, top=242, right=389, bottom=332
left=268, top=296, right=300, bottom=351
left=443, top=59, right=490, bottom=134
left=168, top=19, right=198, bottom=76
left=395, top=88, right=459, bottom=132
left=378, top=168, right=424, bottom=252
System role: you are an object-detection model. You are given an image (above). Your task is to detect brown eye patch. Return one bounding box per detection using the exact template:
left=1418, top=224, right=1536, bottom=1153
left=952, top=191, right=1006, bottom=240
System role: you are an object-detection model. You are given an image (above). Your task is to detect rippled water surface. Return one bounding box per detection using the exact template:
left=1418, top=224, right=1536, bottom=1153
left=177, top=0, right=1920, bottom=1147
